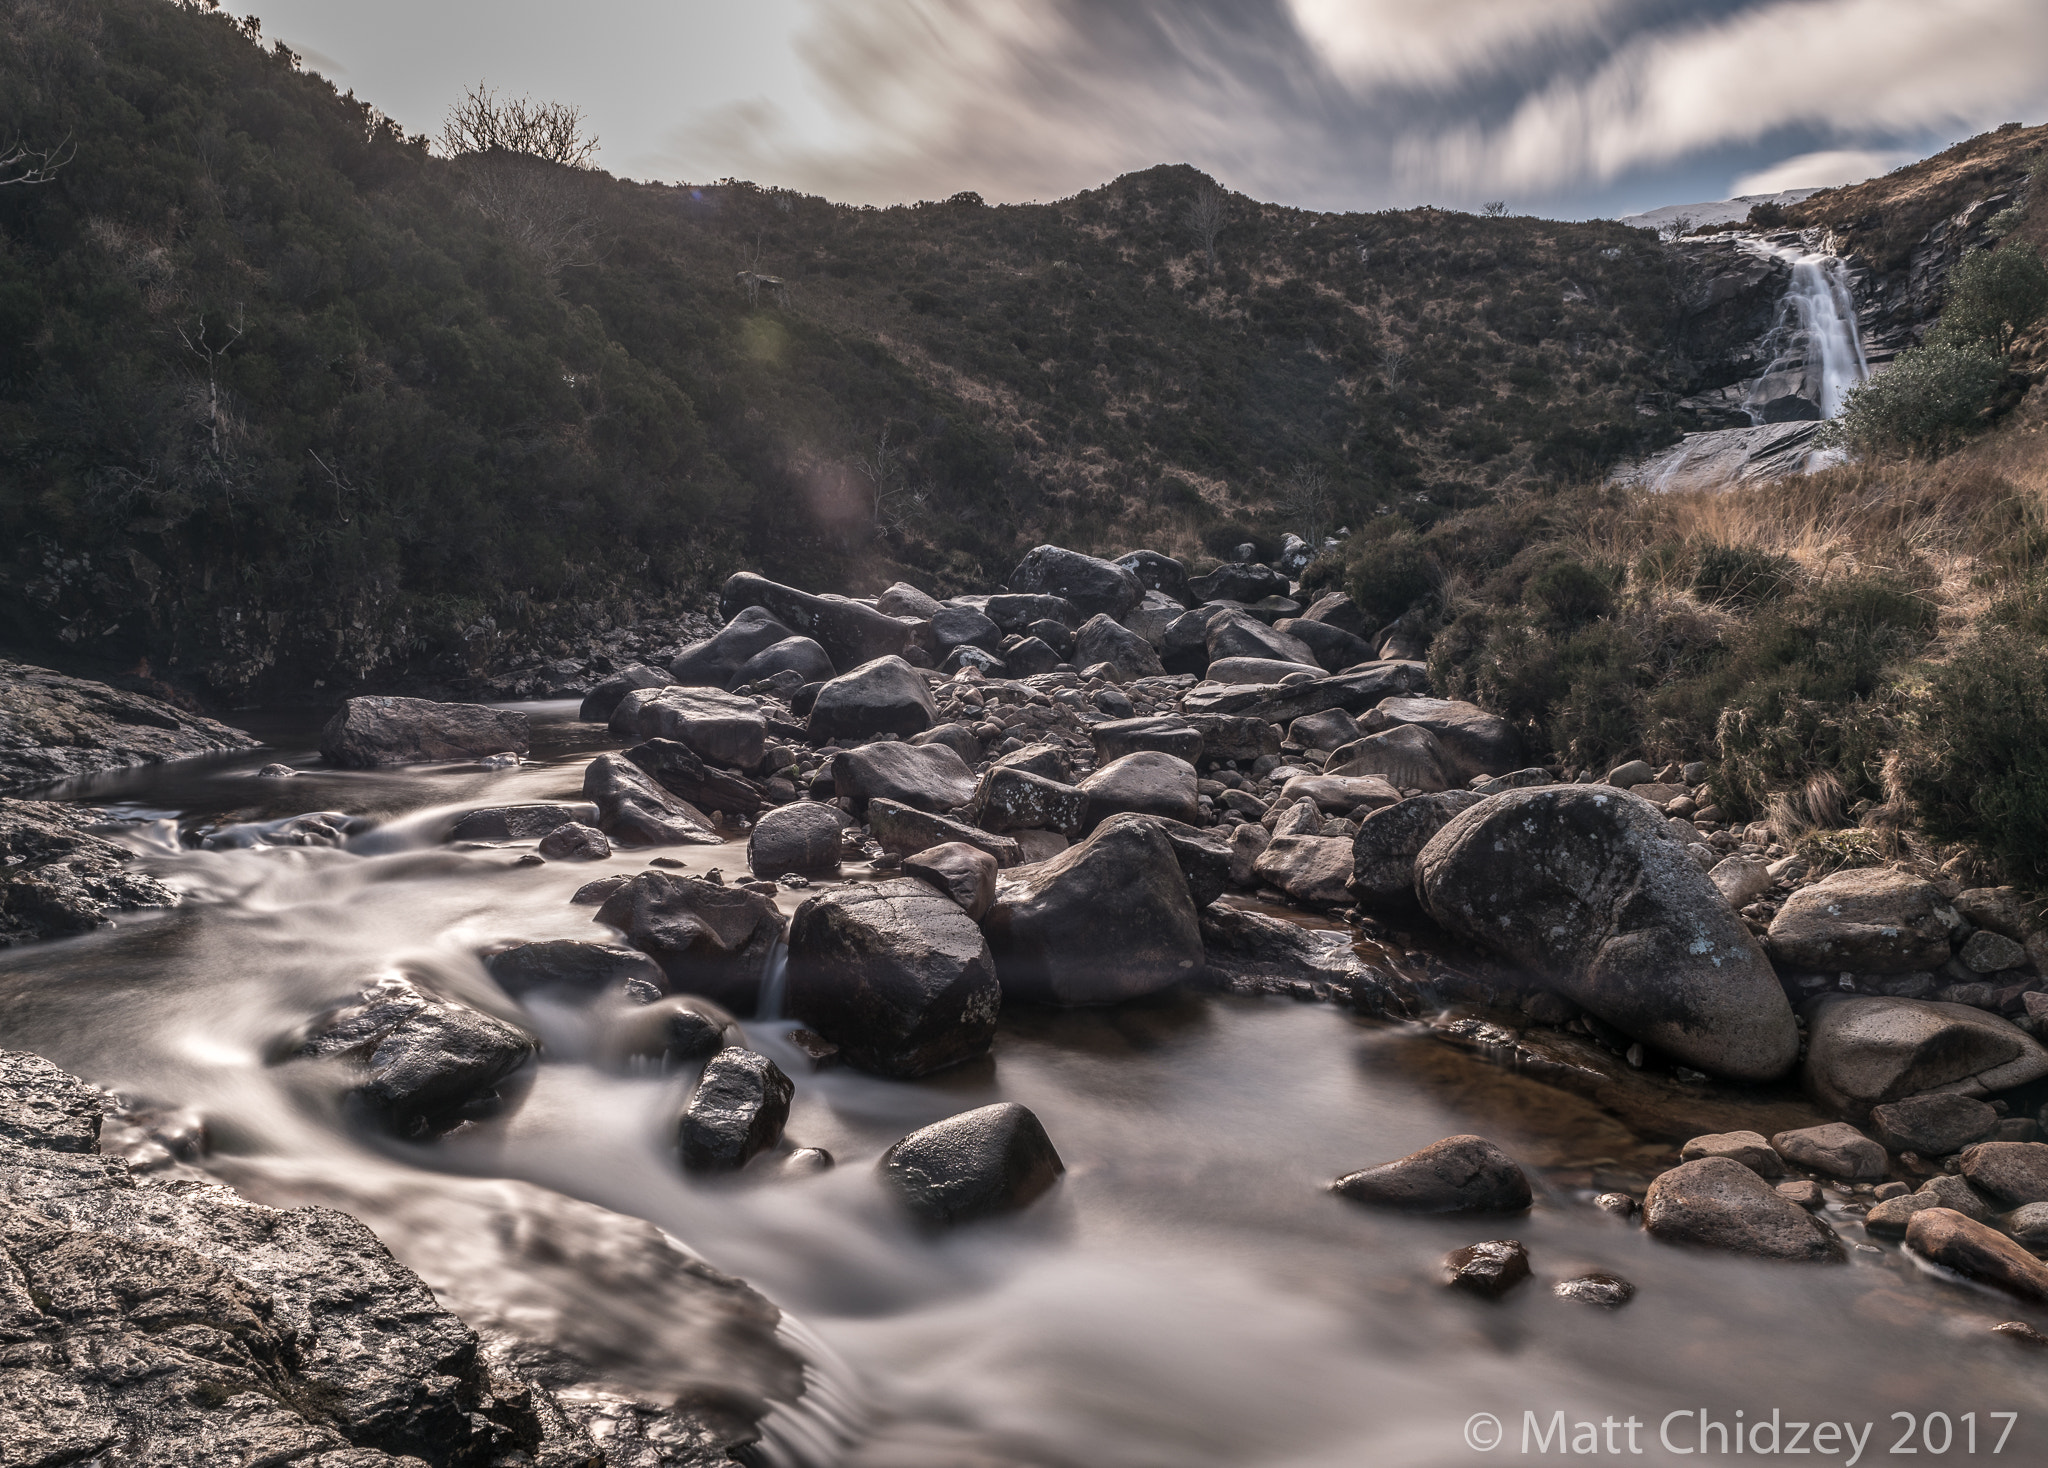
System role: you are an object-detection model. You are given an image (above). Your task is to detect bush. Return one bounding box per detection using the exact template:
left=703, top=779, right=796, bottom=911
left=1826, top=339, right=2009, bottom=458
left=1202, top=521, right=1278, bottom=562
left=1525, top=557, right=1615, bottom=626
left=1690, top=542, right=1799, bottom=606
left=1901, top=629, right=2048, bottom=885
left=1347, top=534, right=1436, bottom=624
left=1937, top=243, right=2048, bottom=356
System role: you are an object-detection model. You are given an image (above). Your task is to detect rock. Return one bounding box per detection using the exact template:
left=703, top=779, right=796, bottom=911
left=1270, top=797, right=1322, bottom=838
left=319, top=696, right=529, bottom=768
left=255, top=762, right=296, bottom=777
left=878, top=1102, right=1065, bottom=1223
left=1442, top=1240, right=1531, bottom=1297
left=1330, top=1135, right=1532, bottom=1213
left=571, top=874, right=629, bottom=905
left=1869, top=1094, right=1999, bottom=1156
left=593, top=873, right=785, bottom=1009
left=1365, top=696, right=1523, bottom=782
left=200, top=809, right=372, bottom=850
left=984, top=592, right=1082, bottom=631
left=911, top=721, right=984, bottom=764
left=1181, top=661, right=1431, bottom=724
left=1077, top=751, right=1199, bottom=829
left=1324, top=724, right=1452, bottom=792
left=608, top=686, right=765, bottom=770
left=536, top=821, right=610, bottom=861
left=1955, top=886, right=2030, bottom=941
left=1679, top=1130, right=1785, bottom=1176
left=0, top=660, right=262, bottom=790
left=1606, top=759, right=1656, bottom=787
left=1300, top=590, right=1368, bottom=636
left=578, top=661, right=671, bottom=722
left=998, top=636, right=1062, bottom=677
left=581, top=753, right=720, bottom=845
left=1595, top=1191, right=1641, bottom=1216
left=903, top=842, right=1001, bottom=919
left=786, top=879, right=1000, bottom=1078
left=1770, top=1123, right=1886, bottom=1180
left=1709, top=855, right=1774, bottom=907
left=719, top=572, right=912, bottom=669
left=828, top=740, right=976, bottom=815
left=1205, top=612, right=1317, bottom=668
left=1273, top=617, right=1377, bottom=673
left=1072, top=613, right=1165, bottom=678
left=1159, top=605, right=1229, bottom=674
left=596, top=996, right=742, bottom=1066
left=1188, top=562, right=1290, bottom=603
left=670, top=604, right=799, bottom=686
left=967, top=765, right=1089, bottom=836
left=1113, top=549, right=1192, bottom=605
left=448, top=802, right=600, bottom=842
left=995, top=743, right=1076, bottom=782
left=1963, top=929, right=2028, bottom=974
left=1415, top=786, right=1798, bottom=1083
left=1288, top=708, right=1362, bottom=751
left=1092, top=716, right=1204, bottom=766
left=677, top=1047, right=793, bottom=1171
left=1553, top=1272, right=1635, bottom=1307
left=1800, top=996, right=2048, bottom=1116
left=621, top=737, right=763, bottom=815
left=1007, top=545, right=1144, bottom=619
left=486, top=940, right=667, bottom=1003
left=1252, top=835, right=1356, bottom=909
left=1959, top=1142, right=2048, bottom=1207
left=1864, top=1191, right=1946, bottom=1237
left=1185, top=713, right=1281, bottom=765
left=747, top=802, right=848, bottom=877
left=868, top=798, right=1024, bottom=867
left=1766, top=868, right=1960, bottom=974
left=1012, top=829, right=1070, bottom=863
left=293, top=975, right=537, bottom=1133
left=808, top=656, right=937, bottom=742
left=732, top=635, right=835, bottom=688
left=1348, top=790, right=1485, bottom=913
left=1203, top=655, right=1324, bottom=685
left=1921, top=1172, right=1998, bottom=1222
left=929, top=604, right=1003, bottom=656
left=982, top=813, right=1204, bottom=1004
left=1906, top=1208, right=2048, bottom=1302
left=878, top=582, right=942, bottom=618
left=2004, top=1202, right=2048, bottom=1250
left=1642, top=1157, right=1844, bottom=1261
left=1777, top=1180, right=1825, bottom=1210
left=1278, top=773, right=1401, bottom=817
left=1229, top=822, right=1272, bottom=885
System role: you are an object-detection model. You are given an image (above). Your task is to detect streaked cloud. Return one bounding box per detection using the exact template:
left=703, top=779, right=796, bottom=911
left=1730, top=148, right=1921, bottom=197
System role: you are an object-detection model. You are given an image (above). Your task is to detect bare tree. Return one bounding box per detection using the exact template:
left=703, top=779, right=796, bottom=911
left=177, top=310, right=245, bottom=467
left=1380, top=344, right=1408, bottom=388
left=1480, top=200, right=1508, bottom=218
left=439, top=84, right=600, bottom=278
left=1657, top=213, right=1696, bottom=243
left=1185, top=184, right=1223, bottom=275
left=853, top=426, right=924, bottom=534
left=1277, top=464, right=1338, bottom=556
left=0, top=134, right=74, bottom=188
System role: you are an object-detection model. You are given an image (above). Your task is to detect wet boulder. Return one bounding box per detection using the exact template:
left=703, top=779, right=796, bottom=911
left=903, top=842, right=1001, bottom=920
left=582, top=754, right=721, bottom=846
left=1643, top=1158, right=1844, bottom=1261
left=485, top=940, right=667, bottom=1002
left=448, top=802, right=599, bottom=842
left=808, top=656, right=937, bottom=743
left=982, top=814, right=1205, bottom=1004
left=1114, top=549, right=1192, bottom=606
left=747, top=802, right=849, bottom=878
left=828, top=740, right=976, bottom=815
left=868, top=799, right=1024, bottom=867
left=677, top=1047, right=793, bottom=1172
left=1800, top=996, right=2048, bottom=1117
left=1092, top=716, right=1204, bottom=766
left=1273, top=617, right=1376, bottom=673
left=1958, top=1141, right=2048, bottom=1207
left=294, top=975, right=537, bottom=1134
left=598, top=995, right=743, bottom=1066
left=537, top=822, right=611, bottom=861
left=594, top=872, right=786, bottom=1010
left=1443, top=1240, right=1531, bottom=1298
left=670, top=605, right=799, bottom=686
left=719, top=572, right=913, bottom=669
left=1188, top=562, right=1289, bottom=604
left=1078, top=751, right=1199, bottom=829
left=1325, top=724, right=1453, bottom=791
left=878, top=1102, right=1065, bottom=1223
left=1765, top=868, right=1959, bottom=974
left=786, top=879, right=1001, bottom=1078
left=319, top=696, right=530, bottom=768
left=732, top=636, right=835, bottom=689
left=579, top=662, right=671, bottom=723
left=1365, top=697, right=1523, bottom=782
left=1252, top=835, right=1355, bottom=909
left=1006, top=545, right=1144, bottom=620
left=610, top=687, right=765, bottom=771
left=1415, top=786, right=1799, bottom=1083
left=1348, top=790, right=1485, bottom=913
left=967, top=766, right=1089, bottom=836
left=1330, top=1135, right=1532, bottom=1213
left=1870, top=1094, right=1999, bottom=1156
left=1770, top=1123, right=1886, bottom=1181
left=1906, top=1208, right=2048, bottom=1302
left=1073, top=613, right=1165, bottom=679
left=622, top=738, right=763, bottom=816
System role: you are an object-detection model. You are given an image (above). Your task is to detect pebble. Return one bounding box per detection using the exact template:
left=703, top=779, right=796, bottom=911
left=1442, top=1240, right=1531, bottom=1297
left=1552, top=1272, right=1635, bottom=1307
left=1592, top=1192, right=1638, bottom=1218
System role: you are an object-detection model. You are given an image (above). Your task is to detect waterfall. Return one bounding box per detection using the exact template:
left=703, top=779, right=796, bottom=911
left=756, top=939, right=790, bottom=1022
left=1738, top=238, right=1869, bottom=420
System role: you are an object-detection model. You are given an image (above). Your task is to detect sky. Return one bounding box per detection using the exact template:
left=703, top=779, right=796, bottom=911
left=250, top=0, right=2048, bottom=220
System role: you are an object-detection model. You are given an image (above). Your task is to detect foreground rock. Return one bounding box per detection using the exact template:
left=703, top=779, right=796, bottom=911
left=1348, top=790, right=1484, bottom=912
left=319, top=695, right=529, bottom=767
left=677, top=1047, right=793, bottom=1171
left=1330, top=1135, right=1532, bottom=1213
left=0, top=799, right=177, bottom=946
left=1906, top=1208, right=2048, bottom=1302
left=594, top=872, right=785, bottom=1009
left=903, top=842, right=1001, bottom=920
left=808, top=656, right=936, bottom=742
left=1416, top=786, right=1798, bottom=1082
left=878, top=1102, right=1065, bottom=1223
left=1643, top=1157, right=1844, bottom=1261
left=1765, top=867, right=1959, bottom=973
left=582, top=752, right=721, bottom=845
left=0, top=659, right=261, bottom=790
left=786, top=880, right=1000, bottom=1078
left=747, top=801, right=847, bottom=877
left=1801, top=995, right=2048, bottom=1116
left=1442, top=1240, right=1531, bottom=1297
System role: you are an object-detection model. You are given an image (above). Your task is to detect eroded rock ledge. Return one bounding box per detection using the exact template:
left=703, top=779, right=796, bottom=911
left=0, top=658, right=260, bottom=791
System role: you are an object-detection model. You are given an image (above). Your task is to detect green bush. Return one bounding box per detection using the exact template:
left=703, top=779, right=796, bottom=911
left=1690, top=542, right=1799, bottom=606
left=1827, top=339, right=2008, bottom=458
left=1525, top=557, right=1615, bottom=626
left=1347, top=533, right=1436, bottom=624
left=1901, top=628, right=2048, bottom=884
left=1936, top=243, right=2048, bottom=355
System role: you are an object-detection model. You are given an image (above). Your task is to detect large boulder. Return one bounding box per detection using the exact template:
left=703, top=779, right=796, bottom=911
left=582, top=754, right=721, bottom=845
left=447, top=802, right=599, bottom=842
left=622, top=738, right=763, bottom=816
left=1642, top=1157, right=1844, bottom=1261
left=828, top=740, right=976, bottom=815
left=1160, top=605, right=1229, bottom=675
left=731, top=636, right=835, bottom=689
left=1868, top=1094, right=1999, bottom=1156
left=1093, top=716, right=1205, bottom=765
left=1179, top=661, right=1430, bottom=723
left=671, top=605, right=799, bottom=687
left=1905, top=1208, right=2048, bottom=1302
left=609, top=687, right=764, bottom=770
left=1077, top=751, right=1199, bottom=829
left=808, top=656, right=936, bottom=743
left=719, top=572, right=912, bottom=669
left=903, top=842, right=1002, bottom=920
left=1326, top=725, right=1453, bottom=791
left=1765, top=868, right=1959, bottom=974
left=747, top=802, right=849, bottom=877
left=1329, top=1135, right=1531, bottom=1213
left=1349, top=790, right=1486, bottom=912
left=1252, top=835, right=1355, bottom=909
left=1365, top=696, right=1523, bottom=782
left=996, top=636, right=1062, bottom=678
left=319, top=696, right=529, bottom=768
left=1300, top=590, right=1369, bottom=637
left=868, top=799, right=1024, bottom=867
left=786, top=880, right=1001, bottom=1078
left=1958, top=1141, right=2048, bottom=1207
left=1769, top=1123, right=1886, bottom=1180
left=1114, top=549, right=1192, bottom=606
left=1073, top=613, right=1166, bottom=678
left=877, top=582, right=942, bottom=618
left=294, top=975, right=536, bottom=1134
left=1205, top=612, right=1317, bottom=668
left=1288, top=709, right=1362, bottom=752
left=677, top=1047, right=793, bottom=1172
left=1273, top=617, right=1376, bottom=673
left=485, top=941, right=667, bottom=1002
left=1121, top=591, right=1189, bottom=649
left=1415, top=786, right=1798, bottom=1082
left=1185, top=714, right=1281, bottom=765
left=967, top=766, right=1089, bottom=836
left=1006, top=546, right=1143, bottom=620
left=537, top=822, right=610, bottom=861
left=878, top=1102, right=1065, bottom=1223
left=929, top=605, right=1003, bottom=656
left=578, top=662, right=670, bottom=723
left=1277, top=774, right=1400, bottom=817
left=594, top=873, right=785, bottom=1010
left=982, top=814, right=1204, bottom=1004
left=1188, top=563, right=1289, bottom=603
left=1800, top=995, right=2048, bottom=1117
left=984, top=592, right=1082, bottom=631
left=1204, top=656, right=1322, bottom=685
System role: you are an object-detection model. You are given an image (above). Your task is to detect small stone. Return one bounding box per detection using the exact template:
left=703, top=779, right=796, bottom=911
left=1874, top=1181, right=1910, bottom=1201
left=1992, top=1321, right=2048, bottom=1347
left=1643, top=1157, right=1844, bottom=1261
left=1605, top=759, right=1654, bottom=787
left=1777, top=1179, right=1825, bottom=1210
left=677, top=1048, right=793, bottom=1172
left=1442, top=1240, right=1531, bottom=1298
left=1330, top=1135, right=1531, bottom=1214
left=1918, top=1172, right=1998, bottom=1223
left=781, top=1146, right=835, bottom=1177
left=1770, top=1123, right=1886, bottom=1181
left=1553, top=1272, right=1635, bottom=1307
left=784, top=1029, right=841, bottom=1071
left=1962, top=929, right=2028, bottom=974
left=1906, top=1208, right=2048, bottom=1302
left=1679, top=1130, right=1784, bottom=1177
left=255, top=762, right=297, bottom=778
left=1863, top=1191, right=1944, bottom=1238
left=1593, top=1192, right=1639, bottom=1218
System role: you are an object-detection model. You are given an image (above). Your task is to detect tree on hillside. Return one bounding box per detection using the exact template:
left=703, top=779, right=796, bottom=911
left=440, top=84, right=601, bottom=278
left=1480, top=201, right=1508, bottom=218
left=1277, top=463, right=1337, bottom=554
left=1185, top=184, right=1223, bottom=275
left=1935, top=243, right=2048, bottom=357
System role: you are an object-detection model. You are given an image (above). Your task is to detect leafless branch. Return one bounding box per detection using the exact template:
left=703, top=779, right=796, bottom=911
left=0, top=134, right=75, bottom=188
left=1185, top=184, right=1223, bottom=275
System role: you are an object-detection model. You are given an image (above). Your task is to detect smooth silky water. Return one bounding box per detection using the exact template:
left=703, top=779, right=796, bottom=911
left=5, top=703, right=2047, bottom=1465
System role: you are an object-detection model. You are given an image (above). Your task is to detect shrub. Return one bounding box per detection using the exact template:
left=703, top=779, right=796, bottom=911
left=1347, top=533, right=1436, bottom=624
left=1826, top=338, right=2009, bottom=457
left=1525, top=557, right=1615, bottom=627
left=1936, top=243, right=2048, bottom=356
left=1202, top=521, right=1278, bottom=562
left=1901, top=628, right=2048, bottom=885
left=1690, top=542, right=1799, bottom=606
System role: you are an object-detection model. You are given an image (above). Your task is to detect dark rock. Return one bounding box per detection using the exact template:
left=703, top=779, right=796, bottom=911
left=1416, top=786, right=1798, bottom=1083
left=911, top=721, right=984, bottom=764
left=1006, top=546, right=1144, bottom=619
left=967, top=765, right=1089, bottom=836
left=671, top=605, right=799, bottom=686
left=1800, top=996, right=2048, bottom=1117
left=255, top=762, right=296, bottom=777
left=1349, top=790, right=1486, bottom=913
left=1767, top=869, right=1960, bottom=974
left=732, top=635, right=836, bottom=689
left=983, top=813, right=1204, bottom=1004
left=486, top=940, right=667, bottom=1000
left=0, top=659, right=262, bottom=791
left=677, top=1048, right=793, bottom=1171
left=198, top=810, right=373, bottom=850
left=994, top=742, right=1075, bottom=783
left=940, top=645, right=1005, bottom=677
left=1188, top=563, right=1290, bottom=603
left=1330, top=1135, right=1532, bottom=1213
left=877, top=582, right=942, bottom=618
left=537, top=822, right=610, bottom=861
left=1196, top=905, right=1417, bottom=1016
left=571, top=874, right=630, bottom=905
left=1679, top=1130, right=1785, bottom=1176
left=1078, top=751, right=1199, bottom=829
left=1553, top=1272, right=1635, bottom=1307
left=878, top=1102, right=1064, bottom=1223
left=1253, top=835, right=1356, bottom=909
left=1594, top=1191, right=1640, bottom=1217
left=1273, top=617, right=1377, bottom=673
left=581, top=753, right=721, bottom=845
left=1277, top=773, right=1400, bottom=817
left=578, top=661, right=671, bottom=722
left=0, top=800, right=178, bottom=946
left=1326, top=724, right=1453, bottom=791
left=1093, top=716, right=1204, bottom=765
left=829, top=740, right=976, bottom=815
left=609, top=686, right=765, bottom=770
left=1154, top=820, right=1230, bottom=907
left=448, top=802, right=599, bottom=842
left=1184, top=713, right=1281, bottom=764
left=621, top=737, right=764, bottom=815
left=1179, top=661, right=1431, bottom=723
left=719, top=572, right=913, bottom=669
left=1870, top=1094, right=1999, bottom=1156
left=985, top=592, right=1083, bottom=631
left=1906, top=1208, right=2048, bottom=1302
left=930, top=605, right=1003, bottom=655
left=747, top=802, right=849, bottom=877
left=786, top=879, right=1000, bottom=1078
left=1288, top=708, right=1362, bottom=751
left=1644, top=1157, right=1843, bottom=1261
left=1300, top=590, right=1369, bottom=637
left=1114, top=549, right=1192, bottom=605
left=1959, top=1141, right=2048, bottom=1207
left=1205, top=611, right=1317, bottom=667
left=1026, top=617, right=1078, bottom=658
left=869, top=799, right=1024, bottom=867
left=1159, top=605, right=1230, bottom=675
left=319, top=696, right=529, bottom=768
left=808, top=656, right=937, bottom=743
left=1074, top=613, right=1166, bottom=678
left=294, top=975, right=537, bottom=1132
left=596, top=996, right=741, bottom=1065
left=903, top=842, right=1002, bottom=920
left=2005, top=1202, right=2048, bottom=1250
left=998, top=636, right=1062, bottom=677
left=1443, top=1240, right=1531, bottom=1297
left=594, top=873, right=785, bottom=1010
left=1770, top=1123, right=1886, bottom=1180
left=1365, top=696, right=1523, bottom=782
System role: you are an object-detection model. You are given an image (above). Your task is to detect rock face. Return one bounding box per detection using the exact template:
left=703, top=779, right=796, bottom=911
left=0, top=659, right=262, bottom=791
left=1348, top=790, right=1485, bottom=913
left=677, top=1047, right=793, bottom=1171
left=1416, top=786, right=1799, bottom=1082
left=593, top=872, right=785, bottom=1010
left=1801, top=996, right=2048, bottom=1117
left=828, top=740, right=976, bottom=814
left=808, top=656, right=937, bottom=742
left=786, top=880, right=1001, bottom=1078
left=609, top=686, right=765, bottom=770
left=747, top=801, right=848, bottom=877
left=719, top=572, right=912, bottom=669
left=1073, top=613, right=1166, bottom=678
left=1077, top=751, right=1199, bottom=829
left=1765, top=868, right=1959, bottom=973
left=1006, top=546, right=1143, bottom=620
left=982, top=814, right=1204, bottom=1005
left=1905, top=1208, right=2048, bottom=1302
left=0, top=799, right=178, bottom=946
left=319, top=696, right=529, bottom=767
left=1330, top=1135, right=1532, bottom=1213
left=878, top=1102, right=1065, bottom=1223
left=581, top=753, right=721, bottom=846
left=1643, top=1157, right=1845, bottom=1261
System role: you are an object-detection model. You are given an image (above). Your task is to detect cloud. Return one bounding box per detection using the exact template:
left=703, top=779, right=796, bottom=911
left=1730, top=148, right=1921, bottom=197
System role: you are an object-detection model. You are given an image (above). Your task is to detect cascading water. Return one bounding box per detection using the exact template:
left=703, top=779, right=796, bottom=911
left=1738, top=237, right=1870, bottom=421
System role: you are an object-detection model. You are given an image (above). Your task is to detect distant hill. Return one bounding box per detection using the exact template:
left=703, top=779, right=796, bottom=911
left=1618, top=190, right=1822, bottom=233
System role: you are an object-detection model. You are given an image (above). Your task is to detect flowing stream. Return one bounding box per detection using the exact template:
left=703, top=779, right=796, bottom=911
left=7, top=704, right=2048, bottom=1465
left=1738, top=238, right=1870, bottom=421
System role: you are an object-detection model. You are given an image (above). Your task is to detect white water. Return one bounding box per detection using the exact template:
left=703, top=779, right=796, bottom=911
left=1738, top=237, right=1870, bottom=420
